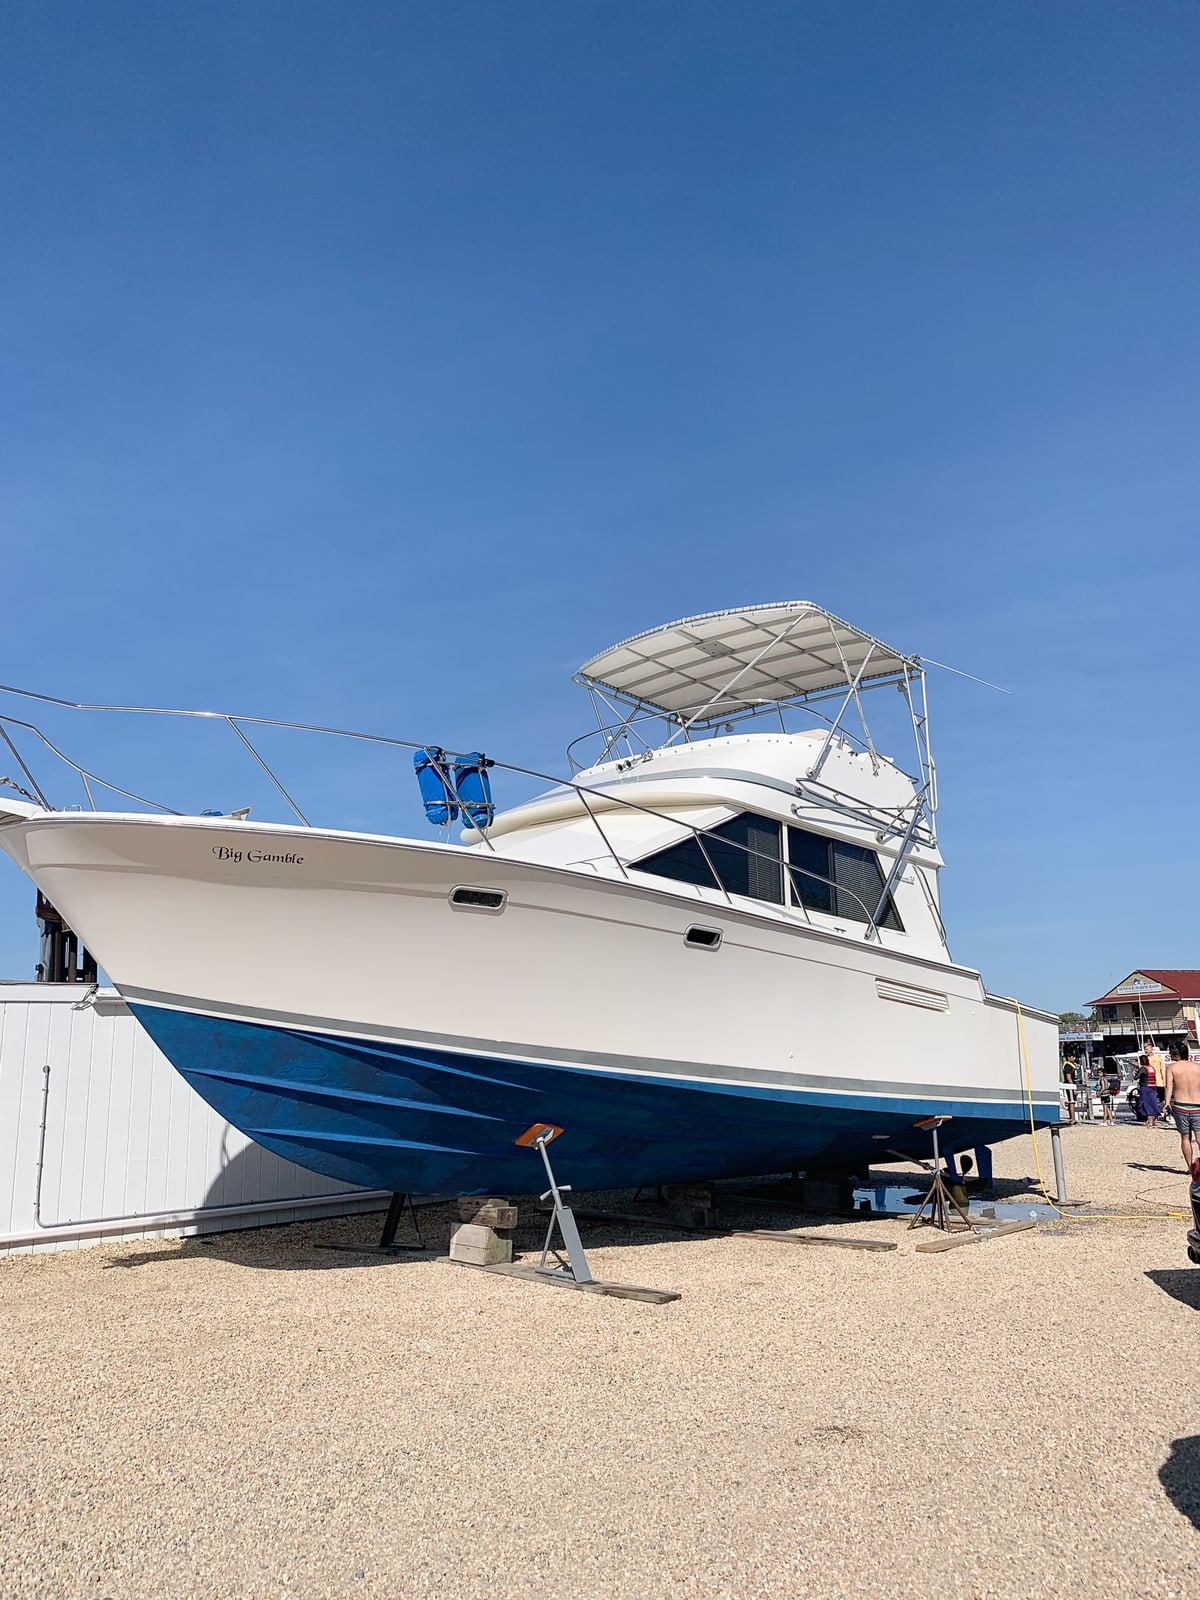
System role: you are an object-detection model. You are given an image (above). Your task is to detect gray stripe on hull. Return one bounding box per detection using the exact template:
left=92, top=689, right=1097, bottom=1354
left=119, top=983, right=1058, bottom=1107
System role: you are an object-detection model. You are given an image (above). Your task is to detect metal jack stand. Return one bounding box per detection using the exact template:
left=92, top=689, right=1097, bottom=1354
left=317, top=1191, right=428, bottom=1255
left=520, top=1123, right=594, bottom=1284
left=443, top=1123, right=680, bottom=1303
left=907, top=1117, right=976, bottom=1235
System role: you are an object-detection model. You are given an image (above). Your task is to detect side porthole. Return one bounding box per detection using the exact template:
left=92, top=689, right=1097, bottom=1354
left=449, top=886, right=507, bottom=913
left=684, top=925, right=722, bottom=950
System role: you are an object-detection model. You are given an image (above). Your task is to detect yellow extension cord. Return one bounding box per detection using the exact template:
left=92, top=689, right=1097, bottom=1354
left=1005, top=996, right=1187, bottom=1222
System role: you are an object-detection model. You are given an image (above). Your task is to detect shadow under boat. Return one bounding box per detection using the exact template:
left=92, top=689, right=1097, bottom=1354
left=101, top=1162, right=1026, bottom=1273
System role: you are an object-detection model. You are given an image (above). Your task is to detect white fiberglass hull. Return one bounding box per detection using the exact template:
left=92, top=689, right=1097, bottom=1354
left=0, top=807, right=1059, bottom=1193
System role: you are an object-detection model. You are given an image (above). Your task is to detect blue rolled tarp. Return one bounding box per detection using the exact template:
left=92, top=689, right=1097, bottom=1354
left=453, top=753, right=495, bottom=829
left=414, top=748, right=459, bottom=826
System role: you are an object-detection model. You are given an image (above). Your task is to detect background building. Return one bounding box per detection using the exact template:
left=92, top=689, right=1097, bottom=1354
left=1088, top=970, right=1200, bottom=1056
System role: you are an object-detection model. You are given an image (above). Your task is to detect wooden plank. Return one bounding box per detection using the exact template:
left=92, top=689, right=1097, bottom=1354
left=733, top=1229, right=896, bottom=1252
left=979, top=1219, right=1038, bottom=1240
left=456, top=1198, right=518, bottom=1228
left=914, top=1231, right=980, bottom=1253
left=914, top=1219, right=1037, bottom=1254
left=444, top=1258, right=680, bottom=1304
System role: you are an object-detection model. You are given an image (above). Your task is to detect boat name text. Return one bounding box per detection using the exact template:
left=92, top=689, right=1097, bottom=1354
left=212, top=846, right=305, bottom=865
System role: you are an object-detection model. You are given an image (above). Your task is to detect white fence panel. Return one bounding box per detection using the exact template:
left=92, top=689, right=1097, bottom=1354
left=0, top=984, right=385, bottom=1254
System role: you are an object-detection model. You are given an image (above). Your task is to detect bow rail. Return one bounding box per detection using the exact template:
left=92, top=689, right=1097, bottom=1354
left=0, top=683, right=896, bottom=942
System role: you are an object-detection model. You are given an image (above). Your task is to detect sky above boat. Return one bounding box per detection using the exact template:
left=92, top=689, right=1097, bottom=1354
left=2, top=2, right=1197, bottom=1013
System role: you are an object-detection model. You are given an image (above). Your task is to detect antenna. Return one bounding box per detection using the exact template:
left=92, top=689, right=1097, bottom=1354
left=920, top=657, right=1013, bottom=696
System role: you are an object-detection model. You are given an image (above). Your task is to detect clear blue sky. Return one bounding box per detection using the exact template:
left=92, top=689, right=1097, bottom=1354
left=2, top=2, right=1197, bottom=1012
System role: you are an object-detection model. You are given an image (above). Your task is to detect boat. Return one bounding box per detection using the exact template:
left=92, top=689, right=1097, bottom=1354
left=0, top=601, right=1059, bottom=1196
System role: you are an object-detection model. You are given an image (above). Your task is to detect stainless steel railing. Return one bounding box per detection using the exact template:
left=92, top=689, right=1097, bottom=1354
left=0, top=684, right=887, bottom=941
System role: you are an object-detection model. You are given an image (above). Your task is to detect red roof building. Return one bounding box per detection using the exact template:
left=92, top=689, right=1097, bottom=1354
left=1088, top=970, right=1200, bottom=1046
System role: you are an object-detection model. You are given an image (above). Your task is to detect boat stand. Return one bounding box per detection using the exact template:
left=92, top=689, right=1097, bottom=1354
left=447, top=1123, right=681, bottom=1303
left=907, top=1118, right=976, bottom=1236
left=316, top=1191, right=429, bottom=1255
left=527, top=1124, right=594, bottom=1284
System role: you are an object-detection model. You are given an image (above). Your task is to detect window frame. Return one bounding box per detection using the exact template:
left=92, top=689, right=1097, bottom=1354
left=785, top=823, right=903, bottom=932
left=630, top=812, right=784, bottom=906
left=630, top=811, right=903, bottom=933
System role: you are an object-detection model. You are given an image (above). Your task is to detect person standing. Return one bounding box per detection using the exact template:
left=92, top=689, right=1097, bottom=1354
left=1137, top=1054, right=1161, bottom=1129
left=1098, top=1059, right=1115, bottom=1125
left=1062, top=1058, right=1078, bottom=1124
left=1163, top=1041, right=1200, bottom=1170
left=1148, top=1040, right=1167, bottom=1107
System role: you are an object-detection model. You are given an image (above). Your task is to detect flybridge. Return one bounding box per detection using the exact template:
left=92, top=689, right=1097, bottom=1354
left=570, top=601, right=938, bottom=851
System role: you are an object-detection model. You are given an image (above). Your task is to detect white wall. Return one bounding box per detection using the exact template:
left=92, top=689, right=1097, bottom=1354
left=0, top=983, right=385, bottom=1255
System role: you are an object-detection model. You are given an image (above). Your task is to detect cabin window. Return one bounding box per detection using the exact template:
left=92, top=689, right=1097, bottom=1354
left=634, top=812, right=902, bottom=931
left=785, top=826, right=832, bottom=915
left=634, top=813, right=783, bottom=904
left=786, top=826, right=903, bottom=931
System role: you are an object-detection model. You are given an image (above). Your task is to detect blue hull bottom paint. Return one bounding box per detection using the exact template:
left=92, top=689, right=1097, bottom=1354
left=130, top=1005, right=1054, bottom=1195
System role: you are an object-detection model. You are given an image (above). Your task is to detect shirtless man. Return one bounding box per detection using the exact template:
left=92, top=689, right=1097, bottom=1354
left=1163, top=1041, right=1200, bottom=1170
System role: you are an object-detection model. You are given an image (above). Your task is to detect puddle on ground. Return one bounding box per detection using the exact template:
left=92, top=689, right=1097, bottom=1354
left=851, top=1182, right=1061, bottom=1224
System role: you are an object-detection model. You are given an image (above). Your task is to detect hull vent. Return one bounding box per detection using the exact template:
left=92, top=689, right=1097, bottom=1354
left=875, top=978, right=950, bottom=1012
left=449, top=886, right=507, bottom=913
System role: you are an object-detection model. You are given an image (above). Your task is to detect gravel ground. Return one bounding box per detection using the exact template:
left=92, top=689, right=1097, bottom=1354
left=2, top=1120, right=1198, bottom=1600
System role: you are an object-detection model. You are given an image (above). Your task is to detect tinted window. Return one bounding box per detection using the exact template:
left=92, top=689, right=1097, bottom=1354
left=832, top=839, right=902, bottom=930
left=785, top=826, right=833, bottom=916
left=636, top=833, right=720, bottom=892
left=635, top=813, right=783, bottom=904
left=786, top=826, right=903, bottom=931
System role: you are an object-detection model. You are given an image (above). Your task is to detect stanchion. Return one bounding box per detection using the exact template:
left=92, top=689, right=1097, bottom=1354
left=1050, top=1124, right=1069, bottom=1204
left=907, top=1116, right=976, bottom=1235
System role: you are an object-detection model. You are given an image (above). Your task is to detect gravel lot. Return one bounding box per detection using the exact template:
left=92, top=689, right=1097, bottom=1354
left=2, top=1121, right=1198, bottom=1600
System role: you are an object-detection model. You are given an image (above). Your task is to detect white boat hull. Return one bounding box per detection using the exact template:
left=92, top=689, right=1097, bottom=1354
left=0, top=808, right=1059, bottom=1193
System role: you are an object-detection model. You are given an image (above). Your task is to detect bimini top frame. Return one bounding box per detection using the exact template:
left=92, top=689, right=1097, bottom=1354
left=578, top=601, right=916, bottom=720
left=573, top=601, right=938, bottom=848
